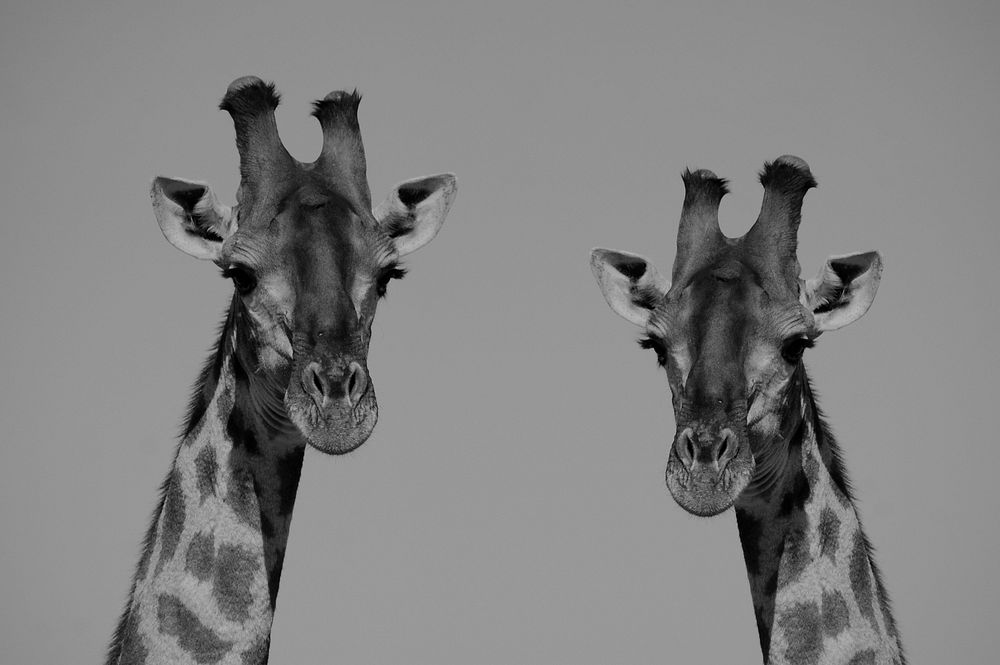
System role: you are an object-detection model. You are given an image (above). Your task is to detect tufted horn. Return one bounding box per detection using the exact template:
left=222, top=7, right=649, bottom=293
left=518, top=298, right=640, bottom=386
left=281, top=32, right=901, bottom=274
left=672, top=169, right=728, bottom=283
left=744, top=155, right=817, bottom=292
left=219, top=76, right=293, bottom=203
left=311, top=90, right=371, bottom=210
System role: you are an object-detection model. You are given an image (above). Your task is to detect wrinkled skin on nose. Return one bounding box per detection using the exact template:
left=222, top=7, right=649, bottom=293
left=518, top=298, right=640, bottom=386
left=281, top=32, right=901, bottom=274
left=663, top=268, right=757, bottom=516
left=282, top=210, right=380, bottom=454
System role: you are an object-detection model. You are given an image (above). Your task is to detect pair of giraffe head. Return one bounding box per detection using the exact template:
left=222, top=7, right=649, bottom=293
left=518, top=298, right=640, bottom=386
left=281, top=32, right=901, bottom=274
left=592, top=158, right=881, bottom=516
left=151, top=77, right=456, bottom=455
left=153, top=78, right=882, bottom=519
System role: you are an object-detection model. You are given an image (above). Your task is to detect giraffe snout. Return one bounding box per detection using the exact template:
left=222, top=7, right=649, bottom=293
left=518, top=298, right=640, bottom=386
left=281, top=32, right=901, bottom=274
left=301, top=360, right=369, bottom=409
left=673, top=426, right=740, bottom=474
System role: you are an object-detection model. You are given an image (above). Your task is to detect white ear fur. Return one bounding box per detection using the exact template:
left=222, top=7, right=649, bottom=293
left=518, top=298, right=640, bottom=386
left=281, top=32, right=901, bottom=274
left=590, top=248, right=670, bottom=327
left=801, top=251, right=883, bottom=332
left=374, top=173, right=457, bottom=257
left=150, top=177, right=235, bottom=261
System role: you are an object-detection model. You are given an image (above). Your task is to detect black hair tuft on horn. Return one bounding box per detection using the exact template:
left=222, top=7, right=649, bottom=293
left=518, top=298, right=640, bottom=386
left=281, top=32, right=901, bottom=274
left=311, top=89, right=362, bottom=125
left=682, top=168, right=730, bottom=202
left=219, top=78, right=281, bottom=116
left=758, top=159, right=817, bottom=195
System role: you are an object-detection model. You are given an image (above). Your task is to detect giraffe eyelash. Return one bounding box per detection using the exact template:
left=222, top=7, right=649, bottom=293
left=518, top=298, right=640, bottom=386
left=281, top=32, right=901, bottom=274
left=375, top=264, right=407, bottom=298
left=638, top=335, right=669, bottom=366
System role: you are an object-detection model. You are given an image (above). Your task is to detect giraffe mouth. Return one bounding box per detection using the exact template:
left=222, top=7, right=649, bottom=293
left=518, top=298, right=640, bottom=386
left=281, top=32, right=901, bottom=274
left=664, top=429, right=755, bottom=517
left=284, top=368, right=379, bottom=455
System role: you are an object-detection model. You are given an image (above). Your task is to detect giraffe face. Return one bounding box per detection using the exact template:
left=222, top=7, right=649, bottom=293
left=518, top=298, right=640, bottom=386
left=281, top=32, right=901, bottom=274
left=151, top=79, right=456, bottom=454
left=644, top=257, right=811, bottom=516
left=591, top=157, right=883, bottom=517
left=222, top=184, right=399, bottom=454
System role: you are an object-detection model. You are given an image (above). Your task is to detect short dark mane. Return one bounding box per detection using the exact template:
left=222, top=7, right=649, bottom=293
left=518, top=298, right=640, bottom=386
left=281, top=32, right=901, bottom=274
left=803, top=371, right=906, bottom=664
left=105, top=298, right=235, bottom=664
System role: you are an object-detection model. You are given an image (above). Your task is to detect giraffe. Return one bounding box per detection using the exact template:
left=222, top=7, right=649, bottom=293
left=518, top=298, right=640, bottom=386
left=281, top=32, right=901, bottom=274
left=590, top=156, right=903, bottom=664
left=106, top=77, right=457, bottom=664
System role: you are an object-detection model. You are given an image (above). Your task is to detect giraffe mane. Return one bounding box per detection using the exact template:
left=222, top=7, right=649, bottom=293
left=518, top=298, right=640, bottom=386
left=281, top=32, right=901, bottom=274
left=105, top=301, right=234, bottom=664
left=802, top=370, right=906, bottom=664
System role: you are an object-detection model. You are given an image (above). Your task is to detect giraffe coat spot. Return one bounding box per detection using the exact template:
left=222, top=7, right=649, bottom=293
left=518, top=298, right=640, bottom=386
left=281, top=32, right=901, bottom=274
left=227, top=466, right=260, bottom=529
left=276, top=448, right=304, bottom=516
left=194, top=445, right=218, bottom=501
left=213, top=544, right=261, bottom=623
left=778, top=528, right=810, bottom=589
left=847, top=648, right=876, bottom=665
left=817, top=506, right=841, bottom=563
left=157, top=594, right=234, bottom=663
left=185, top=531, right=216, bottom=582
left=777, top=601, right=822, bottom=665
left=821, top=589, right=850, bottom=638
left=241, top=636, right=270, bottom=665
left=154, top=472, right=186, bottom=576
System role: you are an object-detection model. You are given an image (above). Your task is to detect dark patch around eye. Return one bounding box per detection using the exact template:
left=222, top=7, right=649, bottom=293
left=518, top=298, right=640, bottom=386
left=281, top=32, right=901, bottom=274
left=221, top=265, right=258, bottom=296
left=781, top=337, right=815, bottom=364
left=639, top=335, right=669, bottom=366
left=376, top=264, right=407, bottom=297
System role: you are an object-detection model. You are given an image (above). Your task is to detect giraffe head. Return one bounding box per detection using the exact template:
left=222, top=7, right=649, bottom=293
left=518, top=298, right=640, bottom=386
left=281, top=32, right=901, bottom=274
left=150, top=77, right=456, bottom=454
left=591, top=156, right=881, bottom=516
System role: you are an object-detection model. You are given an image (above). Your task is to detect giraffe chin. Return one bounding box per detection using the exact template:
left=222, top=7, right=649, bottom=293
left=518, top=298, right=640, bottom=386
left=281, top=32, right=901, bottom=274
left=284, top=386, right=379, bottom=455
left=665, top=454, right=755, bottom=517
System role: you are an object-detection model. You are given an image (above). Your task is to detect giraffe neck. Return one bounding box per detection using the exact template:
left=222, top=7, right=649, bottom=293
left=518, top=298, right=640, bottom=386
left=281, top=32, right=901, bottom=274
left=109, top=305, right=306, bottom=665
left=735, top=373, right=903, bottom=665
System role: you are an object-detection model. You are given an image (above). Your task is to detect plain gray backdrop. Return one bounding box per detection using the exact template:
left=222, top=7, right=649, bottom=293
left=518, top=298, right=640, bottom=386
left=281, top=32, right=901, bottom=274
left=2, top=1, right=997, bottom=662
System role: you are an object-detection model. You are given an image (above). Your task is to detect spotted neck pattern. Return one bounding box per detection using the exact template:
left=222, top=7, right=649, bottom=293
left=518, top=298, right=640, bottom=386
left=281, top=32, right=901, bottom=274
left=108, top=310, right=306, bottom=665
left=735, top=376, right=904, bottom=664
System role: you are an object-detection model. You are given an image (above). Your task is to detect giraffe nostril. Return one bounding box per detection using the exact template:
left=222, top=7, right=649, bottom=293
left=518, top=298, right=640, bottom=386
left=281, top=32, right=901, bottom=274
left=675, top=428, right=697, bottom=470
left=344, top=361, right=368, bottom=407
left=301, top=361, right=330, bottom=409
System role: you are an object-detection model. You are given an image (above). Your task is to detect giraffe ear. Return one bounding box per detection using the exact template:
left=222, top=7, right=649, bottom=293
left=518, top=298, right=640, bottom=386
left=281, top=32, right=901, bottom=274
left=590, top=248, right=670, bottom=327
left=150, top=177, right=235, bottom=261
left=374, top=173, right=457, bottom=257
left=801, top=251, right=883, bottom=332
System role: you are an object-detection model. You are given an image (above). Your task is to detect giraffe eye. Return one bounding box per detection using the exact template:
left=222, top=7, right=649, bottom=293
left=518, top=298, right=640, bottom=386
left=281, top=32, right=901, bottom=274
left=639, top=335, right=669, bottom=367
left=375, top=265, right=407, bottom=298
left=222, top=264, right=257, bottom=296
left=781, top=336, right=814, bottom=364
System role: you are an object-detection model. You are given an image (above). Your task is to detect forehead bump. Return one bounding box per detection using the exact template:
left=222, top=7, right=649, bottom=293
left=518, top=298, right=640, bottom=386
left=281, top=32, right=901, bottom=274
left=311, top=90, right=370, bottom=209
left=673, top=168, right=729, bottom=283
left=219, top=76, right=293, bottom=198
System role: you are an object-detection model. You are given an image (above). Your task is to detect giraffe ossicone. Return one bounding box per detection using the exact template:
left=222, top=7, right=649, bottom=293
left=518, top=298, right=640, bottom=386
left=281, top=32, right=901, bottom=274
left=591, top=156, right=903, bottom=664
left=107, top=77, right=457, bottom=664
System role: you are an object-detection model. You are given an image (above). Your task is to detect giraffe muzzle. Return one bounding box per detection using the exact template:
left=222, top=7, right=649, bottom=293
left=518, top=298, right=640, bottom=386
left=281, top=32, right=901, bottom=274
left=285, top=356, right=378, bottom=455
left=665, top=422, right=755, bottom=516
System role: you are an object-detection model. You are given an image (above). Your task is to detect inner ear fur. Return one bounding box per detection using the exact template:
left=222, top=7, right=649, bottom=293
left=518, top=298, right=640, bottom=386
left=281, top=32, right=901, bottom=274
left=151, top=177, right=235, bottom=261
left=374, top=173, right=457, bottom=257
left=802, top=250, right=883, bottom=332
left=590, top=248, right=670, bottom=327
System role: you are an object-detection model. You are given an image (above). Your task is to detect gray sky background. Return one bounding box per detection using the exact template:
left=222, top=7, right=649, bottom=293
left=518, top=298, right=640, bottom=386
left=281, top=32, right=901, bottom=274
left=1, top=1, right=997, bottom=662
